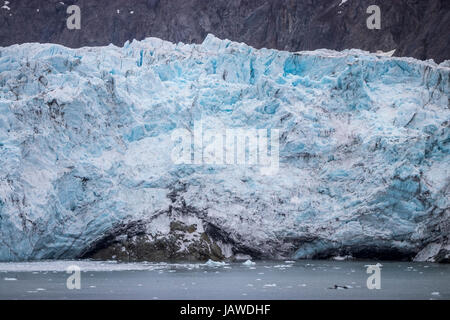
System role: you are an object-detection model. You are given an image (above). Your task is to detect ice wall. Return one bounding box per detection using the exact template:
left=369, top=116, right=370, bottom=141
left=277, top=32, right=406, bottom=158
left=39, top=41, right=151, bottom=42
left=0, top=35, right=448, bottom=261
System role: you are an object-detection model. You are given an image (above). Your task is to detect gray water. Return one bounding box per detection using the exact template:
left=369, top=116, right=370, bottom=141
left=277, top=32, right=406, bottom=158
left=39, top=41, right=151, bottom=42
left=0, top=260, right=448, bottom=300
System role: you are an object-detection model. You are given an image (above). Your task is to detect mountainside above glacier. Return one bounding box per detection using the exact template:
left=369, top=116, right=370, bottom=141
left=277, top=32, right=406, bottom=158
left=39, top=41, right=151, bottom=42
left=0, top=34, right=449, bottom=262
left=1, top=0, right=449, bottom=63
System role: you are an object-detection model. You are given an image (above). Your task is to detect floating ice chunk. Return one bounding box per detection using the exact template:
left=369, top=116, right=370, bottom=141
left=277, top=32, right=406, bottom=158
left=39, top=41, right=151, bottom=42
left=204, top=259, right=227, bottom=267
left=242, top=260, right=256, bottom=266
left=263, top=283, right=277, bottom=287
left=234, top=254, right=252, bottom=261
left=274, top=264, right=291, bottom=268
left=332, top=255, right=353, bottom=261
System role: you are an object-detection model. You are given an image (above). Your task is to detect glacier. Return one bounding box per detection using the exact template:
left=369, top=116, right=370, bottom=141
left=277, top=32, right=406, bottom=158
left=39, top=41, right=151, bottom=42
left=0, top=34, right=448, bottom=262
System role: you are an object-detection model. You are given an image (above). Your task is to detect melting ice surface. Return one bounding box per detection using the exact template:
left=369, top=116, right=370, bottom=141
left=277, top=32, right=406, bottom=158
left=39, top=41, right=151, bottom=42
left=0, top=260, right=449, bottom=299
left=0, top=34, right=449, bottom=262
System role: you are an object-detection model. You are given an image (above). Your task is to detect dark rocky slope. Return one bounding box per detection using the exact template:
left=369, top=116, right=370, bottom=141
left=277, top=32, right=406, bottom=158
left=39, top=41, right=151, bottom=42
left=0, top=0, right=449, bottom=63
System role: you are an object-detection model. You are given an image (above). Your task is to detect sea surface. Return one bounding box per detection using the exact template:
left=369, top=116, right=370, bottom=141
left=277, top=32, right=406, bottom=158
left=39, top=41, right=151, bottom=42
left=0, top=260, right=448, bottom=300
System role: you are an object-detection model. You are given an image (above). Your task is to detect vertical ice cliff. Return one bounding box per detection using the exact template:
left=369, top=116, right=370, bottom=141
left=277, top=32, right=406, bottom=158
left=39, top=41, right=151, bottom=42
left=0, top=35, right=448, bottom=262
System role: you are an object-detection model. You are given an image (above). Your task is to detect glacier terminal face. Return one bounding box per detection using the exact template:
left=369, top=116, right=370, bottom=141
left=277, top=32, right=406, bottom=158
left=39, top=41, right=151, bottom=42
left=0, top=34, right=448, bottom=262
